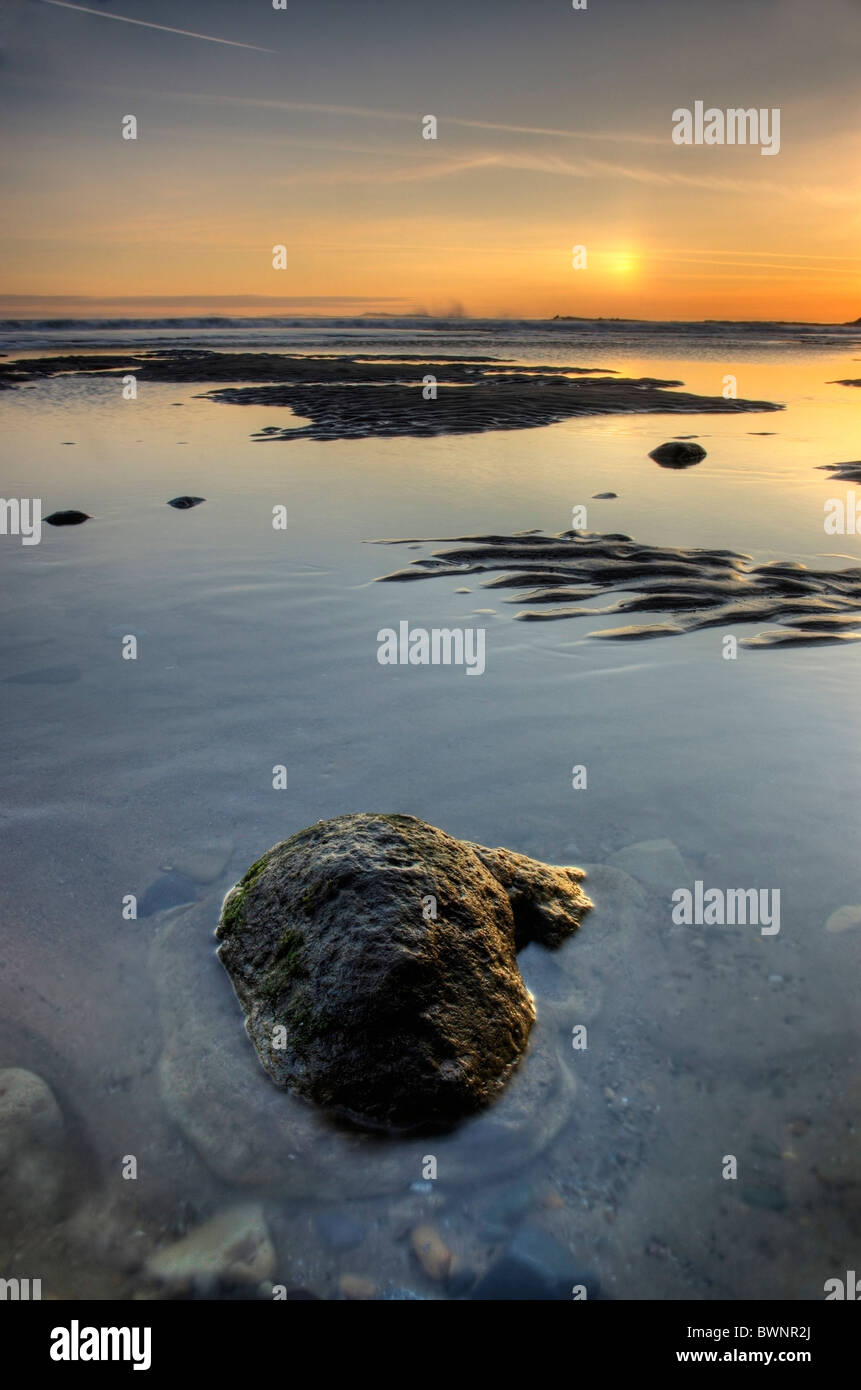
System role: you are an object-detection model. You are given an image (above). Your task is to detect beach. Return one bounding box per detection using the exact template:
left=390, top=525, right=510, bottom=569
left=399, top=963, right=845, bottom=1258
left=1, top=316, right=860, bottom=1299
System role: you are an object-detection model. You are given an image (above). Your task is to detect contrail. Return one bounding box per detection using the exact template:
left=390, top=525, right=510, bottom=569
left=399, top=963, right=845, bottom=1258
left=39, top=1, right=277, bottom=53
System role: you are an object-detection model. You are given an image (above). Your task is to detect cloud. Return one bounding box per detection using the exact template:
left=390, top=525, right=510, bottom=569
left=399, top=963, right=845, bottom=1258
left=172, top=90, right=664, bottom=147
left=270, top=145, right=858, bottom=210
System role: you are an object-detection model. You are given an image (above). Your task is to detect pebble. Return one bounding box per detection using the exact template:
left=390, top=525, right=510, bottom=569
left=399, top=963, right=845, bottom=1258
left=0, top=1068, right=67, bottom=1231
left=314, top=1210, right=367, bottom=1251
left=470, top=1225, right=600, bottom=1300
left=605, top=838, right=690, bottom=895
left=145, top=1203, right=275, bottom=1290
left=411, top=1225, right=453, bottom=1281
left=338, top=1274, right=376, bottom=1300
left=824, top=905, right=861, bottom=934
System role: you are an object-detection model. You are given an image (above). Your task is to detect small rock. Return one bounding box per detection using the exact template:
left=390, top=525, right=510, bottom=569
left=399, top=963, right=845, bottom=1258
left=649, top=441, right=707, bottom=469
left=824, top=905, right=861, bottom=934
left=145, top=1204, right=275, bottom=1290
left=167, top=496, right=206, bottom=509
left=471, top=1225, right=600, bottom=1300
left=44, top=510, right=90, bottom=526
left=338, top=1274, right=376, bottom=1300
left=541, top=1188, right=565, bottom=1210
left=411, top=1225, right=452, bottom=1281
left=592, top=492, right=618, bottom=499
left=314, top=1210, right=367, bottom=1251
left=0, top=1068, right=67, bottom=1232
left=605, top=838, right=689, bottom=895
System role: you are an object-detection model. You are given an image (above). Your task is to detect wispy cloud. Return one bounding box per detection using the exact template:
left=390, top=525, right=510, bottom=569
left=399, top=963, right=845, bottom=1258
left=39, top=1, right=277, bottom=53
left=272, top=146, right=858, bottom=209
left=173, top=91, right=664, bottom=147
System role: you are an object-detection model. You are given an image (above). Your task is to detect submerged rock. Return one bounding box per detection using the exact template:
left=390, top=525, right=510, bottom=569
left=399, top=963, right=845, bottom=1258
left=470, top=1225, right=600, bottom=1300
left=145, top=1204, right=275, bottom=1291
left=649, top=441, right=707, bottom=468
left=0, top=1068, right=67, bottom=1232
left=605, top=838, right=690, bottom=895
left=824, top=905, right=861, bottom=934
left=216, top=814, right=590, bottom=1131
left=153, top=897, right=580, bottom=1193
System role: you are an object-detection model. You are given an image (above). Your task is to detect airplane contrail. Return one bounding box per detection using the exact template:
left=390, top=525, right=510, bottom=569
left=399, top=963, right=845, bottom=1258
left=39, top=0, right=277, bottom=53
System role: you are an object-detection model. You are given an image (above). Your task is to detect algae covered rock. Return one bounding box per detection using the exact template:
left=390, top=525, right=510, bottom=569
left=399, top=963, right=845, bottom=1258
left=215, top=813, right=590, bottom=1131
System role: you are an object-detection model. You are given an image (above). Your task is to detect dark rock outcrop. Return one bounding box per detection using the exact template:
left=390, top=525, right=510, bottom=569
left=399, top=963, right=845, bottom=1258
left=648, top=441, right=707, bottom=468
left=215, top=813, right=590, bottom=1131
left=819, top=460, right=861, bottom=484
left=44, top=510, right=90, bottom=526
left=167, top=496, right=206, bottom=509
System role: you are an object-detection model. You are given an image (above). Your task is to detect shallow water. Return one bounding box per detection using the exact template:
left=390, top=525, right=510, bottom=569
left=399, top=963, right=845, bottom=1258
left=1, top=321, right=859, bottom=1299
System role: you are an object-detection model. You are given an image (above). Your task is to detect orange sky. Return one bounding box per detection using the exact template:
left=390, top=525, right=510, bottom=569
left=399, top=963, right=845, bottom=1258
left=3, top=1, right=861, bottom=321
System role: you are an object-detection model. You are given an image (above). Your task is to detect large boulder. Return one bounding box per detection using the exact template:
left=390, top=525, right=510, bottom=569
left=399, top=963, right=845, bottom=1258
left=215, top=814, right=590, bottom=1131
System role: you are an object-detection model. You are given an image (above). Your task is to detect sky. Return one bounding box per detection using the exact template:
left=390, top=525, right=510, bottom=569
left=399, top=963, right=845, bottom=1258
left=1, top=0, right=860, bottom=321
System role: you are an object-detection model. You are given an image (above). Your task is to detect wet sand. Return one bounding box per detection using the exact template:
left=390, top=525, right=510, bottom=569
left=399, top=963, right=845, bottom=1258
left=373, top=531, right=861, bottom=647
left=0, top=349, right=783, bottom=443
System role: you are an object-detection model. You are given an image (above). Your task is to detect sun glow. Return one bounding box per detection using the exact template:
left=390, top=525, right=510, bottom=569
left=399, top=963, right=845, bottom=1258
left=609, top=251, right=639, bottom=278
